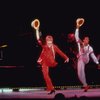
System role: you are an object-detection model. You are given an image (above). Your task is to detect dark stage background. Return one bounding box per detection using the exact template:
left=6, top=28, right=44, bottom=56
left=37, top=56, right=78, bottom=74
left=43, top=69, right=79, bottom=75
left=0, top=0, right=100, bottom=87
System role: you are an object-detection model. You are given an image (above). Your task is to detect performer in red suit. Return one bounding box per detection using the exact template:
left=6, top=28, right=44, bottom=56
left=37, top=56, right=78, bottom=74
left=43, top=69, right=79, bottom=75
left=37, top=35, right=69, bottom=94
left=31, top=19, right=69, bottom=94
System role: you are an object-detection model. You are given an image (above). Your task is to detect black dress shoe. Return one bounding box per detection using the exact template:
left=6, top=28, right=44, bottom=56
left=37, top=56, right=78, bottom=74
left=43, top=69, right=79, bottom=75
left=48, top=89, right=55, bottom=94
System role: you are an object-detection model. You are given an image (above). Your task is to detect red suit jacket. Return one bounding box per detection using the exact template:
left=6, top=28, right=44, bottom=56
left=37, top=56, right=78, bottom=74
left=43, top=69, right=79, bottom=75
left=37, top=40, right=68, bottom=67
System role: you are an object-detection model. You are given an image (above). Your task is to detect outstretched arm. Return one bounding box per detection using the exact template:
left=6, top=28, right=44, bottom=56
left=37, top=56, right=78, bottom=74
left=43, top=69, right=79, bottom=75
left=89, top=46, right=99, bottom=64
left=35, top=29, right=43, bottom=46
left=75, top=28, right=80, bottom=42
left=33, top=27, right=43, bottom=47
left=36, top=29, right=40, bottom=40
left=75, top=18, right=84, bottom=42
left=90, top=52, right=100, bottom=69
left=89, top=47, right=100, bottom=69
left=90, top=53, right=99, bottom=64
left=75, top=18, right=84, bottom=54
left=31, top=19, right=42, bottom=46
left=54, top=45, right=69, bottom=63
left=75, top=27, right=81, bottom=54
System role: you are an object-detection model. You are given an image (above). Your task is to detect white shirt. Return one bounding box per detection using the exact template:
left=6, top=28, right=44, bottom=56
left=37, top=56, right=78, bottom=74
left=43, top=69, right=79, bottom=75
left=75, top=28, right=99, bottom=64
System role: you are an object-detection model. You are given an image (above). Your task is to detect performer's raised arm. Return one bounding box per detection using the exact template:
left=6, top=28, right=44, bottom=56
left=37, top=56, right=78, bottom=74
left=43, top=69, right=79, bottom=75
left=31, top=19, right=40, bottom=40
left=75, top=18, right=85, bottom=43
left=75, top=28, right=80, bottom=42
left=75, top=18, right=85, bottom=55
left=31, top=19, right=43, bottom=46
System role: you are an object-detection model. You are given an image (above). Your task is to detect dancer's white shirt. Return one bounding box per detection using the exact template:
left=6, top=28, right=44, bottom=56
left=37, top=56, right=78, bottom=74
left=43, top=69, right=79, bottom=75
left=75, top=28, right=99, bottom=64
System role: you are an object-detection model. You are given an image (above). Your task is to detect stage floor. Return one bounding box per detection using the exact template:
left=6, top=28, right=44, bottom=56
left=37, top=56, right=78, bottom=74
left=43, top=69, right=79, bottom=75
left=0, top=88, right=100, bottom=99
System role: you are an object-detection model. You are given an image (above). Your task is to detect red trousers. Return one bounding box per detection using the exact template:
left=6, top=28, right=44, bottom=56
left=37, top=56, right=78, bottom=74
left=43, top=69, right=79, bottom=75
left=42, top=63, right=54, bottom=91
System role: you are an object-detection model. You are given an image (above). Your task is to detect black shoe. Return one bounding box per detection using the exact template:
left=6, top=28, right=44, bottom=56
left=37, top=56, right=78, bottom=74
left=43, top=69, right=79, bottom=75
left=48, top=89, right=55, bottom=95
